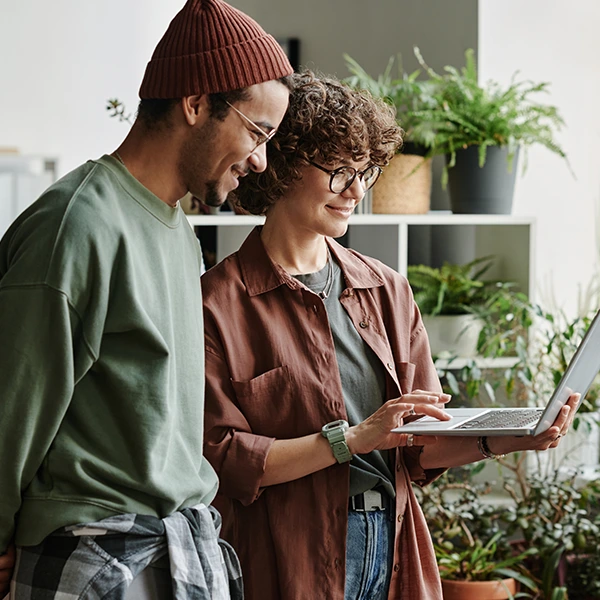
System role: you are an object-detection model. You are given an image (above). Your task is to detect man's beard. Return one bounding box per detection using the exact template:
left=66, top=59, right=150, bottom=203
left=203, top=181, right=227, bottom=207
left=178, top=118, right=228, bottom=207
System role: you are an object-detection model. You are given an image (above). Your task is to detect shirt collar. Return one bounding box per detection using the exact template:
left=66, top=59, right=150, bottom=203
left=238, top=227, right=385, bottom=297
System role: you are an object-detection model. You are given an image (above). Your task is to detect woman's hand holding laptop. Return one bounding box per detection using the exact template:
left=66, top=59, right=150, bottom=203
left=483, top=392, right=580, bottom=456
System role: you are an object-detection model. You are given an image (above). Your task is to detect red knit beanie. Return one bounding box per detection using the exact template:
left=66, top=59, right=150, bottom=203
left=139, top=0, right=293, bottom=99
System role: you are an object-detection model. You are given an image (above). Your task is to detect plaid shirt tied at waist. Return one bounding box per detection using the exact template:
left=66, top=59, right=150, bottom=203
left=11, top=504, right=243, bottom=600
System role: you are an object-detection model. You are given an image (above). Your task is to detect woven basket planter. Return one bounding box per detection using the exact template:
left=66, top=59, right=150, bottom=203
left=372, top=153, right=432, bottom=214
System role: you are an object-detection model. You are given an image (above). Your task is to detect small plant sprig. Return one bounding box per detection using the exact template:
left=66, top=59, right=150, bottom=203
left=106, top=98, right=133, bottom=125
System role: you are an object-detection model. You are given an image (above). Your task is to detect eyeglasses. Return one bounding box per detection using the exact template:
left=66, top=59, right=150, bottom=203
left=309, top=161, right=383, bottom=194
left=225, top=101, right=277, bottom=152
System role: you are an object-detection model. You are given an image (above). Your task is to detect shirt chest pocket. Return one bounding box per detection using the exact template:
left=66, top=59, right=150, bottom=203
left=231, top=365, right=307, bottom=438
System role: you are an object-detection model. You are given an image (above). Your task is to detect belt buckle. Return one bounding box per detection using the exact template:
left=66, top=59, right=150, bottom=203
left=363, top=490, right=383, bottom=511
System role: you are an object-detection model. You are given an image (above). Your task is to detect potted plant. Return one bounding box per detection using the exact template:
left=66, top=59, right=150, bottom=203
left=436, top=533, right=535, bottom=600
left=412, top=47, right=571, bottom=214
left=502, top=471, right=600, bottom=600
left=565, top=515, right=600, bottom=600
left=343, top=53, right=438, bottom=214
left=419, top=474, right=538, bottom=600
left=420, top=466, right=600, bottom=600
left=407, top=255, right=516, bottom=357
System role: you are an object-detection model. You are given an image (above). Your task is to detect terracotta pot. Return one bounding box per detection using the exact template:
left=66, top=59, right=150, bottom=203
left=442, top=577, right=517, bottom=600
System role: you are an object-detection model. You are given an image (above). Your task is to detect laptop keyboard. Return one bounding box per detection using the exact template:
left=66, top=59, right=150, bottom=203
left=457, top=408, right=544, bottom=430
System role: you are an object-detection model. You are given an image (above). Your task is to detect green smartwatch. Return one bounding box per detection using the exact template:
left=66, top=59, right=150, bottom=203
left=321, top=419, right=352, bottom=463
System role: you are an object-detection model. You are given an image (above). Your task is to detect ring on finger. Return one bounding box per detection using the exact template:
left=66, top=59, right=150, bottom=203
left=408, top=407, right=416, bottom=416
left=406, top=433, right=415, bottom=447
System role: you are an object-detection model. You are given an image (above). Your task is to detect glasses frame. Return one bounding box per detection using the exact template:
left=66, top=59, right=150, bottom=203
left=225, top=101, right=277, bottom=152
left=309, top=161, right=383, bottom=194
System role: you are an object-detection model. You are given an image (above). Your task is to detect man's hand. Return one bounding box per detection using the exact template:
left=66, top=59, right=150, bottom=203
left=0, top=543, right=15, bottom=598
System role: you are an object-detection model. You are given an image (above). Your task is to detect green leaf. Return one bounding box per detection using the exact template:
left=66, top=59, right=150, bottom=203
left=445, top=371, right=460, bottom=396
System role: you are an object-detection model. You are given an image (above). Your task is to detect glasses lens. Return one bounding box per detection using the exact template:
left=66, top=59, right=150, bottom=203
left=330, top=167, right=355, bottom=193
left=362, top=166, right=381, bottom=190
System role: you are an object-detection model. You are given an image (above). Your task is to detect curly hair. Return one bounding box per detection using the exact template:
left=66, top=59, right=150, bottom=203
left=235, top=70, right=403, bottom=215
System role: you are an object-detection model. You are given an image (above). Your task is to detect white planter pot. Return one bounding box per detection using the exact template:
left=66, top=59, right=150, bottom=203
left=422, top=314, right=483, bottom=358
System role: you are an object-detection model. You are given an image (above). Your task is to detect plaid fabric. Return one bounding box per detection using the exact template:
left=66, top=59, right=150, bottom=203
left=11, top=504, right=243, bottom=600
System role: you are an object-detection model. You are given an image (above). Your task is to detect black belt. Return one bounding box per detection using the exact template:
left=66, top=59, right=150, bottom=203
left=348, top=490, right=389, bottom=512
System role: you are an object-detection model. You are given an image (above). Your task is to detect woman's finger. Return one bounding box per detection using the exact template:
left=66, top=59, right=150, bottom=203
left=563, top=393, right=580, bottom=430
left=412, top=403, right=452, bottom=421
left=398, top=433, right=438, bottom=447
left=402, top=391, right=451, bottom=405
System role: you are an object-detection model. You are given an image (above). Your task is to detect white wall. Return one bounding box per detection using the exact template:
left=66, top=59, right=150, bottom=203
left=0, top=0, right=183, bottom=175
left=479, top=1, right=600, bottom=313
left=230, top=0, right=477, bottom=78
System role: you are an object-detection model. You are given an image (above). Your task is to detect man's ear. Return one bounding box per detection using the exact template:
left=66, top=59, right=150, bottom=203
left=181, top=95, right=210, bottom=126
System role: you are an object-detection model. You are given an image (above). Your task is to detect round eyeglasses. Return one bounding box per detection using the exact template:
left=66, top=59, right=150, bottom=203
left=226, top=100, right=277, bottom=152
left=309, top=161, right=383, bottom=194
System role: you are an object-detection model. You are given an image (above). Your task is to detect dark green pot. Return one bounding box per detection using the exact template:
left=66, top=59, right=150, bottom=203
left=446, top=145, right=520, bottom=214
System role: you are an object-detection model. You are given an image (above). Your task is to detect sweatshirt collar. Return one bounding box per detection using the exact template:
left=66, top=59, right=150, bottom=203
left=95, top=155, right=183, bottom=228
left=238, top=227, right=384, bottom=297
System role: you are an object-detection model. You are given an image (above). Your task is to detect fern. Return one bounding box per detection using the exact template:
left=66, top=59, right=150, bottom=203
left=407, top=256, right=502, bottom=316
left=412, top=47, right=572, bottom=183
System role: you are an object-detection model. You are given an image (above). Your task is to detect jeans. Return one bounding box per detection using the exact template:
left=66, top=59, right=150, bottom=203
left=345, top=508, right=395, bottom=600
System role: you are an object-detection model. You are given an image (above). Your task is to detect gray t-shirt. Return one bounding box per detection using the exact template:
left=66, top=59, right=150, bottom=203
left=294, top=254, right=395, bottom=498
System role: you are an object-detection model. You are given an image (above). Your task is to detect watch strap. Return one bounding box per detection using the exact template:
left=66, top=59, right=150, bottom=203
left=322, top=420, right=352, bottom=463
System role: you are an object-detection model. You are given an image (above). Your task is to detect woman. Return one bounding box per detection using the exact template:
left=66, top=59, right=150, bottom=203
left=202, top=72, right=578, bottom=600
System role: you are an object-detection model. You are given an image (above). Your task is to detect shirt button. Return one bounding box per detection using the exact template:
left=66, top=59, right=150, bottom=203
left=359, top=321, right=368, bottom=328
left=397, top=514, right=404, bottom=523
left=396, top=463, right=401, bottom=472
left=348, top=290, right=354, bottom=297
left=387, top=363, right=393, bottom=370
left=312, top=305, right=318, bottom=314
left=393, top=564, right=400, bottom=572
left=334, top=558, right=341, bottom=568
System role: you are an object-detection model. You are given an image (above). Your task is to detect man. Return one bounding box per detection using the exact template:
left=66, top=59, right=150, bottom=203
left=0, top=0, right=292, bottom=597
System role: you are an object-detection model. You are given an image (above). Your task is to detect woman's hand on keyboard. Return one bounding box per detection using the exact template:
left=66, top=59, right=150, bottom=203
left=346, top=391, right=452, bottom=454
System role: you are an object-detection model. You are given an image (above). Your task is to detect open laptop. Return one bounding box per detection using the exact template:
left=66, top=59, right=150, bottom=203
left=392, top=309, right=600, bottom=437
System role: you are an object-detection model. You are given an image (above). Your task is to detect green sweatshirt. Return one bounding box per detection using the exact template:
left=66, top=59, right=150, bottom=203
left=0, top=155, right=218, bottom=550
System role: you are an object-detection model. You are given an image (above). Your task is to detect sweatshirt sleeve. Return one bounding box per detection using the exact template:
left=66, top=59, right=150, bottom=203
left=0, top=285, right=95, bottom=552
left=203, top=333, right=275, bottom=507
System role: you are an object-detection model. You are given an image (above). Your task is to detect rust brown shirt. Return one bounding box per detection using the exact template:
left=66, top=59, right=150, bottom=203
left=203, top=228, right=444, bottom=600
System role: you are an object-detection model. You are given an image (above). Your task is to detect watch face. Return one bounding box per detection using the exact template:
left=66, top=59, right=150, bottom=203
left=323, top=419, right=349, bottom=433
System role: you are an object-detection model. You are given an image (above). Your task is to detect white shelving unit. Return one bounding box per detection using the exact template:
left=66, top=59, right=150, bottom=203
left=187, top=211, right=536, bottom=300
left=434, top=356, right=520, bottom=370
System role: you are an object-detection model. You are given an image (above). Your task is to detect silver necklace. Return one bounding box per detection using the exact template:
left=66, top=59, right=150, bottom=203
left=113, top=151, right=125, bottom=166
left=318, top=251, right=334, bottom=300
